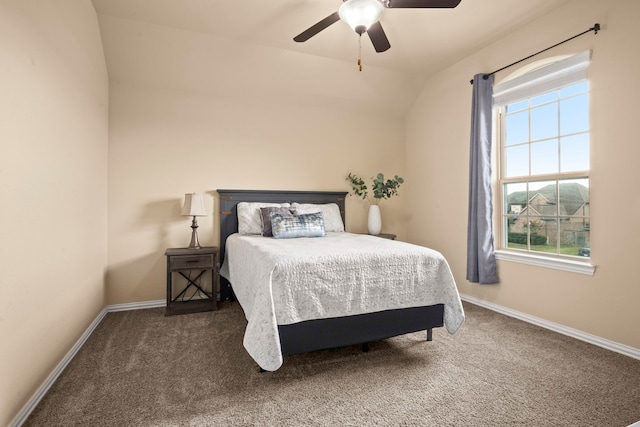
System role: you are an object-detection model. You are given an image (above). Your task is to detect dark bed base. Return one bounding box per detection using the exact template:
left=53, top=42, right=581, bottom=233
left=278, top=304, right=444, bottom=356
left=217, top=189, right=446, bottom=363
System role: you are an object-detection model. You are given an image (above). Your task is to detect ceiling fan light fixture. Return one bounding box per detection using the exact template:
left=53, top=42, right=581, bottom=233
left=338, top=0, right=384, bottom=34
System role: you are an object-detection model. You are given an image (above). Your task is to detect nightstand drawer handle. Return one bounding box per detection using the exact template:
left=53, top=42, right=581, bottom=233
left=186, top=260, right=199, bottom=263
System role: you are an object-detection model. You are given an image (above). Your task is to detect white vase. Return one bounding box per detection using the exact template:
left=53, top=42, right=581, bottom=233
left=368, top=205, right=382, bottom=235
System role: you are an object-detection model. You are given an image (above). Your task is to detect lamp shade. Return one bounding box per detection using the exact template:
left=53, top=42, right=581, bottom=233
left=339, top=0, right=384, bottom=34
left=181, top=193, right=207, bottom=217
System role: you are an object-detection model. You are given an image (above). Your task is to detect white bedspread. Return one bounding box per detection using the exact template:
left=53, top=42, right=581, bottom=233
left=220, top=232, right=465, bottom=371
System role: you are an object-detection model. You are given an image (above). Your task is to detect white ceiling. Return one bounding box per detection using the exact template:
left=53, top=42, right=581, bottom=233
left=91, top=0, right=572, bottom=116
left=92, top=0, right=571, bottom=74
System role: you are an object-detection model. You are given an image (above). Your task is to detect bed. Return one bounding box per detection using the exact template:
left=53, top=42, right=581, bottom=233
left=217, top=189, right=465, bottom=371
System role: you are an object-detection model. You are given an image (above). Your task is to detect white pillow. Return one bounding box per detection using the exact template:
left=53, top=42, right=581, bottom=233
left=237, top=202, right=290, bottom=235
left=291, top=202, right=344, bottom=232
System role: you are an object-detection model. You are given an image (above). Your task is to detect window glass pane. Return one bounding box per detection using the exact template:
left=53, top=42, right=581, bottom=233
left=505, top=110, right=529, bottom=146
left=558, top=178, right=589, bottom=217
left=560, top=133, right=589, bottom=172
left=575, top=228, right=591, bottom=258
left=560, top=81, right=588, bottom=98
left=531, top=91, right=557, bottom=107
left=559, top=210, right=590, bottom=257
left=560, top=93, right=589, bottom=135
left=531, top=139, right=558, bottom=175
left=528, top=217, right=556, bottom=255
left=506, top=100, right=528, bottom=113
left=528, top=180, right=557, bottom=214
left=530, top=103, right=558, bottom=141
left=505, top=145, right=529, bottom=178
left=505, top=216, right=528, bottom=251
left=504, top=183, right=528, bottom=250
left=504, top=182, right=527, bottom=214
left=559, top=179, right=589, bottom=257
left=560, top=222, right=590, bottom=256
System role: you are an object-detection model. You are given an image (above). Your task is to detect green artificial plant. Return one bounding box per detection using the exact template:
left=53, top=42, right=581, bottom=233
left=346, top=172, right=404, bottom=205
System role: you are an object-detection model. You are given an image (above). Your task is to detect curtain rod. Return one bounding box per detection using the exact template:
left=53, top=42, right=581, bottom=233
left=470, top=23, right=600, bottom=85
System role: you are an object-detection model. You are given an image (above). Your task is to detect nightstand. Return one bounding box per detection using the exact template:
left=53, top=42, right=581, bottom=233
left=165, top=246, right=218, bottom=316
left=369, top=233, right=397, bottom=240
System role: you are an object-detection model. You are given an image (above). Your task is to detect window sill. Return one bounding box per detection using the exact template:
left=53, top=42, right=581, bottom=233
left=495, top=250, right=595, bottom=276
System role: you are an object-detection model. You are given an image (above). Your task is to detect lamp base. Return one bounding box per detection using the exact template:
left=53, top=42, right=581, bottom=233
left=187, top=216, right=201, bottom=249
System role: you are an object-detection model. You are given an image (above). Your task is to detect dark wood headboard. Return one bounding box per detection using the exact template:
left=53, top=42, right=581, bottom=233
left=216, top=189, right=348, bottom=301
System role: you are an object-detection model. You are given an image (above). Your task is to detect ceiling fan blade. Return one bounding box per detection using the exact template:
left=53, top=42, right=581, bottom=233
left=293, top=12, right=341, bottom=42
left=384, top=0, right=461, bottom=8
left=367, top=22, right=391, bottom=53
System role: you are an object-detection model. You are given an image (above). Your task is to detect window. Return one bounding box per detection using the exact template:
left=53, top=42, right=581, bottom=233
left=494, top=52, right=590, bottom=262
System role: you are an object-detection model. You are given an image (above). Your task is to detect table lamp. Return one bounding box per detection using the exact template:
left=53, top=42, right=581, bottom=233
left=181, top=193, right=207, bottom=249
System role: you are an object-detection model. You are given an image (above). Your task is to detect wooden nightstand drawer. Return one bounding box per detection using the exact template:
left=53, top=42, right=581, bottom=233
left=169, top=254, right=213, bottom=271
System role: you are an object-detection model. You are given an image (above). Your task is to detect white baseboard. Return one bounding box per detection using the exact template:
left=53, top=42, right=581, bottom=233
left=460, top=293, right=640, bottom=361
left=107, top=299, right=165, bottom=312
left=9, top=299, right=165, bottom=427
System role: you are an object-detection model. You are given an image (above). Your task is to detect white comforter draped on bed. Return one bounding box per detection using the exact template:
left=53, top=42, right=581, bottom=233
left=220, top=232, right=465, bottom=371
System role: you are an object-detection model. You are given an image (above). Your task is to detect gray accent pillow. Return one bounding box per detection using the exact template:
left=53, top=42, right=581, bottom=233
left=271, top=212, right=325, bottom=239
left=260, top=207, right=296, bottom=237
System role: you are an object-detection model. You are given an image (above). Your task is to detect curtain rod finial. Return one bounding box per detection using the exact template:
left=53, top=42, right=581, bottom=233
left=470, top=74, right=491, bottom=85
left=594, top=23, right=600, bottom=34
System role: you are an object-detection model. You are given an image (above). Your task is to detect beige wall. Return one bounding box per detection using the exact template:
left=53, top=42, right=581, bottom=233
left=405, top=0, right=640, bottom=350
left=0, top=1, right=109, bottom=425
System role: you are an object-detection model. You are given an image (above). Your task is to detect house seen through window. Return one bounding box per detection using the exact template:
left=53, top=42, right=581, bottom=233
left=494, top=52, right=591, bottom=259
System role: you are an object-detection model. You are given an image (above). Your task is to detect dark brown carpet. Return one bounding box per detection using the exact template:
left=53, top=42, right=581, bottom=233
left=24, top=301, right=640, bottom=426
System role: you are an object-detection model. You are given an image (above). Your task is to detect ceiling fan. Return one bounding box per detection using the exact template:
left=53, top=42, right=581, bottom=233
left=294, top=0, right=462, bottom=56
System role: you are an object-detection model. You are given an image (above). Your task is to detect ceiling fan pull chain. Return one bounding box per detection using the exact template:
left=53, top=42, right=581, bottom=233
left=358, top=34, right=363, bottom=72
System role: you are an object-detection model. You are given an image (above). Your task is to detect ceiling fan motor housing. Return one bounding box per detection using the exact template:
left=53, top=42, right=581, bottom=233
left=339, top=0, right=385, bottom=33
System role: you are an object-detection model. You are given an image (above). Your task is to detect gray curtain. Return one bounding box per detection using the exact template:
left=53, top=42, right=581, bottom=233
left=467, top=74, right=499, bottom=284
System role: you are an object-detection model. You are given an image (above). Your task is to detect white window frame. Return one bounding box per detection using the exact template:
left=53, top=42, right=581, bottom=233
left=493, top=51, right=595, bottom=275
